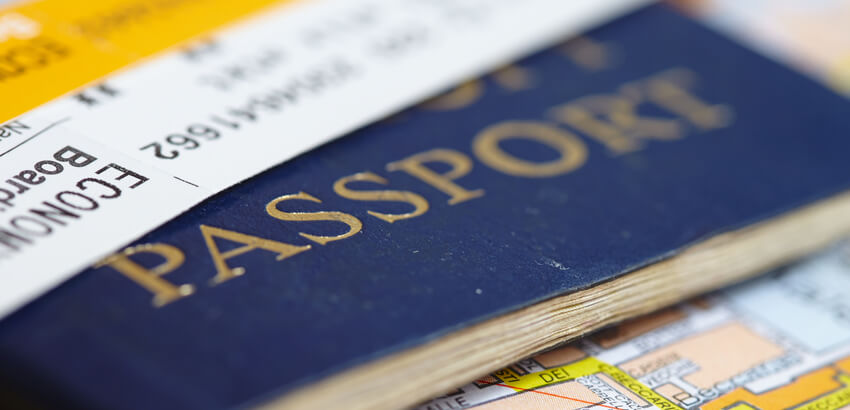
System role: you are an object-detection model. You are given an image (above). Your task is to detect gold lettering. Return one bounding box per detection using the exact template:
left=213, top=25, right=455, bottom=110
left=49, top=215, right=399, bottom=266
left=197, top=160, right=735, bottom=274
left=265, top=192, right=362, bottom=245
left=559, top=36, right=616, bottom=71
left=419, top=66, right=532, bottom=111
left=492, top=64, right=534, bottom=91
left=550, top=94, right=683, bottom=154
left=387, top=149, right=484, bottom=205
left=419, top=80, right=483, bottom=111
left=642, top=69, right=732, bottom=130
left=95, top=243, right=193, bottom=307
left=200, top=224, right=311, bottom=284
left=333, top=172, right=429, bottom=223
left=472, top=121, right=587, bottom=177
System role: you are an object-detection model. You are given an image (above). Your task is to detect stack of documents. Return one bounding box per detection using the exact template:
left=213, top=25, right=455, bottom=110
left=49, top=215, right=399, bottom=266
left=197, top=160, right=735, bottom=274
left=0, top=1, right=849, bottom=409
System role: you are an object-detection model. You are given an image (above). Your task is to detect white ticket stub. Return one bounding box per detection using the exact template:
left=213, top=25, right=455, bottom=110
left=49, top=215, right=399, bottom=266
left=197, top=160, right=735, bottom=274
left=0, top=0, right=649, bottom=317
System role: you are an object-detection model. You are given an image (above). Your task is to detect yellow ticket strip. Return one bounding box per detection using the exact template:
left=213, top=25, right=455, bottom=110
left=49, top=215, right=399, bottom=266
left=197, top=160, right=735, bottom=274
left=0, top=0, right=296, bottom=123
left=494, top=357, right=679, bottom=409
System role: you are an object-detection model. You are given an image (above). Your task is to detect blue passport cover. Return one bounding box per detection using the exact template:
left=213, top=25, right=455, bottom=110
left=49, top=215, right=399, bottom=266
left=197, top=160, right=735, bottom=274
left=3, top=5, right=850, bottom=409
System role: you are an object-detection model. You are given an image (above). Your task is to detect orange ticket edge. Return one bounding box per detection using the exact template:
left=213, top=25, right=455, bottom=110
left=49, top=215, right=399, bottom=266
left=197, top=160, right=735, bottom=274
left=0, top=0, right=300, bottom=123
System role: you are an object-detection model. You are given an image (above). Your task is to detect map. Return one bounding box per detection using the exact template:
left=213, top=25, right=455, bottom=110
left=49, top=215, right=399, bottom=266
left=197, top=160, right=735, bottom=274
left=418, top=243, right=850, bottom=409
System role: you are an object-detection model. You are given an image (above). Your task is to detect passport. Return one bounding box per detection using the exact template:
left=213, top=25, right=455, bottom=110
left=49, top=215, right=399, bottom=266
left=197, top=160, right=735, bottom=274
left=3, top=4, right=850, bottom=410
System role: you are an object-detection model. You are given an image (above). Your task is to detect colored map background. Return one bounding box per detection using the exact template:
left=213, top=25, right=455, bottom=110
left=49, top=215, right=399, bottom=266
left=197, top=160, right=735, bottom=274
left=418, top=243, right=850, bottom=409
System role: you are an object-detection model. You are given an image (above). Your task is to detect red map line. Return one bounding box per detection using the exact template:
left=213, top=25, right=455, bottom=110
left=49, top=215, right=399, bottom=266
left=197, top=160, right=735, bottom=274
left=476, top=380, right=626, bottom=410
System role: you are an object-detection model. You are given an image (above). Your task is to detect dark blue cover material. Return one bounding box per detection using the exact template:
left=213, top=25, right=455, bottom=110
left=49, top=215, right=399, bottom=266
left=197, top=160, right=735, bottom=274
left=2, top=5, right=850, bottom=409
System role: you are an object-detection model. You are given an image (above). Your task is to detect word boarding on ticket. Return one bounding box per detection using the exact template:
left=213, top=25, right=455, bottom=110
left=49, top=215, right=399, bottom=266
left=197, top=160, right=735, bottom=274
left=0, top=0, right=649, bottom=317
